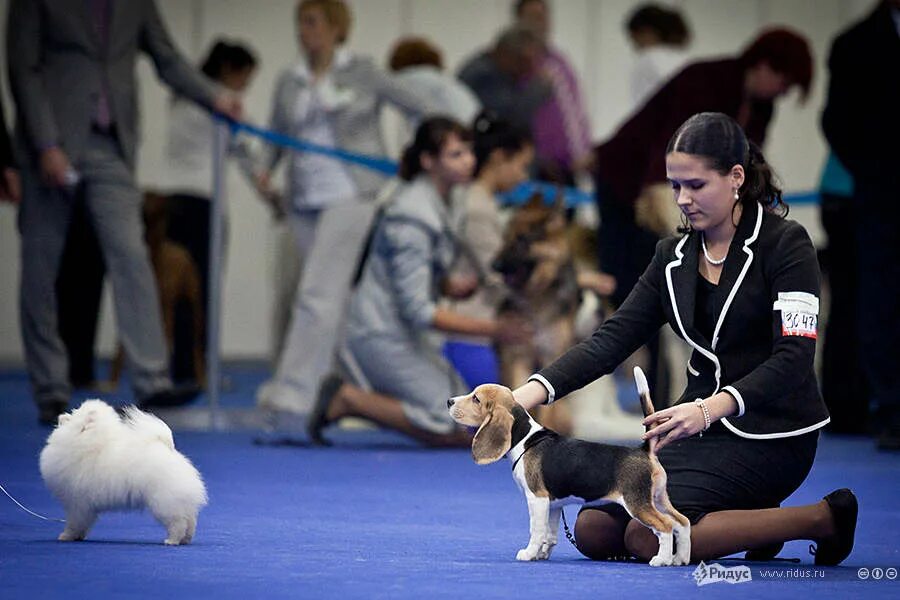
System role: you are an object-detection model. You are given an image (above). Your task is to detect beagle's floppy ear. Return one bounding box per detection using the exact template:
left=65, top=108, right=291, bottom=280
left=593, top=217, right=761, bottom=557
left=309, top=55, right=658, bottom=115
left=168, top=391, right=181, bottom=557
left=471, top=403, right=514, bottom=465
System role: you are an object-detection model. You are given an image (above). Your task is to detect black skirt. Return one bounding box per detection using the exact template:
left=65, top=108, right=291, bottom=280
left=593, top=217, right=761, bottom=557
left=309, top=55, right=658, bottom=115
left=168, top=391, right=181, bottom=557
left=657, top=421, right=819, bottom=524
left=582, top=422, right=819, bottom=525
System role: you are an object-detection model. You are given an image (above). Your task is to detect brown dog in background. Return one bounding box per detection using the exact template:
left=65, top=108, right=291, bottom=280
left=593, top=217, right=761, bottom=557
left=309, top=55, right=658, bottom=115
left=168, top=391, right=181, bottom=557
left=106, top=192, right=205, bottom=387
left=491, top=194, right=617, bottom=435
left=492, top=194, right=582, bottom=434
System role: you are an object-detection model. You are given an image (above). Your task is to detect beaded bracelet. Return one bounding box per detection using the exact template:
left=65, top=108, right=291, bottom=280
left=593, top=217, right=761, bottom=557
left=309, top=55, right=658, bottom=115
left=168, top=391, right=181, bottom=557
left=694, top=398, right=711, bottom=436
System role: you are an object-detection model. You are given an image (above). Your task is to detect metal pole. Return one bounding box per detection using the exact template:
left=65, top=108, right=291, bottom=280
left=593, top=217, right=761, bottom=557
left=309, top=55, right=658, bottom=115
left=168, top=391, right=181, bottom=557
left=206, top=121, right=228, bottom=430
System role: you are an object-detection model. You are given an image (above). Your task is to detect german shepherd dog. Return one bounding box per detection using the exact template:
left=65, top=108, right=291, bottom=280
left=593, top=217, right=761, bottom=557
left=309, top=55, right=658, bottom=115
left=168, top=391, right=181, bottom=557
left=492, top=194, right=581, bottom=434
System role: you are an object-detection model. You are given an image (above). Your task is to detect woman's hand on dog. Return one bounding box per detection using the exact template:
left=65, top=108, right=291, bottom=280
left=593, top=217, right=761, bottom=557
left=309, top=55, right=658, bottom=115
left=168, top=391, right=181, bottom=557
left=641, top=405, right=705, bottom=451
left=641, top=392, right=739, bottom=450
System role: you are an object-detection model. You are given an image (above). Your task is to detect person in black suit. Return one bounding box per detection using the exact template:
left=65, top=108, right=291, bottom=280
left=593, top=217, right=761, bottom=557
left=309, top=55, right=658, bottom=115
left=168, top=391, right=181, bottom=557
left=511, top=113, right=857, bottom=565
left=822, top=0, right=900, bottom=451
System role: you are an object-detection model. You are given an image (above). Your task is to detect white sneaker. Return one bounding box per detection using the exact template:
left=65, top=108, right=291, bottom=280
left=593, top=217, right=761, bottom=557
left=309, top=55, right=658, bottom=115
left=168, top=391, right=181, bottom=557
left=256, top=380, right=313, bottom=415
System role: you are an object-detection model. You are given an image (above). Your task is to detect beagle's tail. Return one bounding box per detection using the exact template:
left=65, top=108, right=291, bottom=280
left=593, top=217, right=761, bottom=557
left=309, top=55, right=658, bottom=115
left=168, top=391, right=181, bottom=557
left=634, top=366, right=658, bottom=455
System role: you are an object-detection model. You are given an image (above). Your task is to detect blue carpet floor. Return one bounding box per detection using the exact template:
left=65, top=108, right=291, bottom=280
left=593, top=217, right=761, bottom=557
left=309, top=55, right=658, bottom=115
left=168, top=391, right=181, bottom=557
left=1, top=365, right=898, bottom=599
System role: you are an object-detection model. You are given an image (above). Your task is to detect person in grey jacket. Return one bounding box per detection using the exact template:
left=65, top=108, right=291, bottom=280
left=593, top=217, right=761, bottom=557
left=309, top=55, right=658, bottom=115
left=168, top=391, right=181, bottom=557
left=457, top=25, right=552, bottom=135
left=7, top=0, right=241, bottom=423
left=256, top=0, right=436, bottom=416
left=306, top=117, right=531, bottom=446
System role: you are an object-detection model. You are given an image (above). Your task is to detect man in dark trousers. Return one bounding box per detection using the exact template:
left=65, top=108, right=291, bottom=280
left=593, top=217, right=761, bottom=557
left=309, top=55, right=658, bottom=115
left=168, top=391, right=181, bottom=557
left=822, top=0, right=900, bottom=451
left=7, top=0, right=241, bottom=424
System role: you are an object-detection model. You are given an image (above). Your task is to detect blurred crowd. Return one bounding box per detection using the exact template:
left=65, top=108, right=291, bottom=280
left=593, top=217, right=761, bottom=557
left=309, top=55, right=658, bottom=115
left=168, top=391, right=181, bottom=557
left=1, top=0, right=897, bottom=449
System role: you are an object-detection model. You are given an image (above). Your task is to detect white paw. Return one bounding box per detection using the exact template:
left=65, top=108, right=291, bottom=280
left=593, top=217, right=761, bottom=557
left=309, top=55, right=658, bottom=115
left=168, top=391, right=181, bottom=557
left=673, top=550, right=690, bottom=566
left=649, top=553, right=674, bottom=567
left=58, top=531, right=82, bottom=542
left=164, top=538, right=183, bottom=546
left=516, top=547, right=540, bottom=561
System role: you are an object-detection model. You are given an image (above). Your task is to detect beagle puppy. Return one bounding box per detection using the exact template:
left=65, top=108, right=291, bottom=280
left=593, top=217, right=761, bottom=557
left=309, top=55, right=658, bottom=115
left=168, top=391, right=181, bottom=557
left=447, top=368, right=690, bottom=566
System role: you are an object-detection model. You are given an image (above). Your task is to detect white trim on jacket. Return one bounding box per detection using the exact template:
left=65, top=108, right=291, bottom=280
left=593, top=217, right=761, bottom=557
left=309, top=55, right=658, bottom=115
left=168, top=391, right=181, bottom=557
left=663, top=203, right=826, bottom=439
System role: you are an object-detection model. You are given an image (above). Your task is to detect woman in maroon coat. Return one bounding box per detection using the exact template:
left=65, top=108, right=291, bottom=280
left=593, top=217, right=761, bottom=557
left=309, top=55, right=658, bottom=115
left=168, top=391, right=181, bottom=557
left=597, top=28, right=812, bottom=308
left=595, top=28, right=812, bottom=400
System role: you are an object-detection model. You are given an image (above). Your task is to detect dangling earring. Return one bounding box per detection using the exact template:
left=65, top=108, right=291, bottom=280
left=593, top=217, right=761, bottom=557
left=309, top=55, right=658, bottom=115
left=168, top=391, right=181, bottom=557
left=733, top=189, right=740, bottom=201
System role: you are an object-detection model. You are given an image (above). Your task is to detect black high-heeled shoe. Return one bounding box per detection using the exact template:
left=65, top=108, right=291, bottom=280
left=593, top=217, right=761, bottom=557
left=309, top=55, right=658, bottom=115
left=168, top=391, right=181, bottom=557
left=745, top=541, right=784, bottom=561
left=809, top=488, right=858, bottom=566
left=306, top=374, right=344, bottom=446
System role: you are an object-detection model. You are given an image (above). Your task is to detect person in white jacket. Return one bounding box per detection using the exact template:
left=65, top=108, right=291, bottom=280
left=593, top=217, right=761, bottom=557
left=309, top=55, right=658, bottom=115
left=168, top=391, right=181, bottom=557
left=257, top=0, right=435, bottom=416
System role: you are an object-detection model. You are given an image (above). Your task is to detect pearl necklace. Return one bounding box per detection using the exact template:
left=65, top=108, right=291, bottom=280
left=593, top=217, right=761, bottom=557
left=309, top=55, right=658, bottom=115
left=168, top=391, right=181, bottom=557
left=701, top=234, right=726, bottom=266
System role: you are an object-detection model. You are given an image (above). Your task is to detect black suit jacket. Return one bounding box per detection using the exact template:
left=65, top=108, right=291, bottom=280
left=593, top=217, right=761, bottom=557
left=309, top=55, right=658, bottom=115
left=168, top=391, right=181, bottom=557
left=536, top=201, right=830, bottom=439
left=822, top=2, right=900, bottom=193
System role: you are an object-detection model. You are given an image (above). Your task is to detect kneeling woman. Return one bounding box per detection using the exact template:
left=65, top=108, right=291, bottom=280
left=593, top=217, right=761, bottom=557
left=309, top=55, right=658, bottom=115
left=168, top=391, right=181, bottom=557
left=512, top=112, right=857, bottom=565
left=308, top=117, right=529, bottom=446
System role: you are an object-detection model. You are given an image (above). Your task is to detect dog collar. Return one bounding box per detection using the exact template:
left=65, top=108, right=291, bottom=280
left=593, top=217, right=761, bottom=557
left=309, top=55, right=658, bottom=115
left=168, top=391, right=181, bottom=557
left=508, top=418, right=554, bottom=472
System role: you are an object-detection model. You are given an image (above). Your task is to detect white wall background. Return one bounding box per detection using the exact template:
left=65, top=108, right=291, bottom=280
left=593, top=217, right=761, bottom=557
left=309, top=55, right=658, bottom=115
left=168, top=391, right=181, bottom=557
left=0, top=0, right=878, bottom=362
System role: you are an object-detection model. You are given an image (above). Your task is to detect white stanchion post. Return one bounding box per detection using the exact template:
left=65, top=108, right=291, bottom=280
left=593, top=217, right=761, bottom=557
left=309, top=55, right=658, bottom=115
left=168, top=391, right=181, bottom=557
left=206, top=121, right=228, bottom=430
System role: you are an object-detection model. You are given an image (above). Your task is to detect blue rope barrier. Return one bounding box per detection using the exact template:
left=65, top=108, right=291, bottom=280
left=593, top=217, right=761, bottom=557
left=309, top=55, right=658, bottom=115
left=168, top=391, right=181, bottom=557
left=216, top=115, right=820, bottom=208
left=216, top=115, right=596, bottom=208
left=501, top=181, right=594, bottom=207
left=226, top=118, right=399, bottom=176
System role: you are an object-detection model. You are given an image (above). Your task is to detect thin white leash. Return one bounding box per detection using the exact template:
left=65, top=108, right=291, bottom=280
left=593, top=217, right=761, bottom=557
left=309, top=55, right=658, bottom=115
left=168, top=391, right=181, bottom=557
left=0, top=481, right=65, bottom=523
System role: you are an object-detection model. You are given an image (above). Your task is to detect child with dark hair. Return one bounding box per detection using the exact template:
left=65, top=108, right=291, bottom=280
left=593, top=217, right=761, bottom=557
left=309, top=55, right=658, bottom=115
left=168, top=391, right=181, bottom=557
left=626, top=3, right=692, bottom=106
left=200, top=40, right=258, bottom=83
left=510, top=112, right=856, bottom=566
left=307, top=117, right=530, bottom=446
left=626, top=4, right=691, bottom=47
left=163, top=38, right=269, bottom=385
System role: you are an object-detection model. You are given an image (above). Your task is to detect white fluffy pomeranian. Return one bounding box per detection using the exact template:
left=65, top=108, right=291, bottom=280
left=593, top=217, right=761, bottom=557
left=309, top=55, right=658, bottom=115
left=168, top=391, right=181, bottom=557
left=39, top=399, right=207, bottom=545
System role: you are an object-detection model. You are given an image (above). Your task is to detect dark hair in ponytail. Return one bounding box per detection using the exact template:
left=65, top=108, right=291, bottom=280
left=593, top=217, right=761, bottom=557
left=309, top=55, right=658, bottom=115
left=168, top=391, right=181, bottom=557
left=666, top=112, right=788, bottom=229
left=201, top=39, right=258, bottom=81
left=399, top=116, right=472, bottom=181
left=471, top=111, right=532, bottom=176
left=741, top=140, right=786, bottom=215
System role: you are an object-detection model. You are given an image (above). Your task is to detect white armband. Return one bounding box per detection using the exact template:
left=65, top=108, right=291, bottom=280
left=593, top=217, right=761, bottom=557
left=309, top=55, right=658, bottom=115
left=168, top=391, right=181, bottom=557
left=773, top=291, right=819, bottom=339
